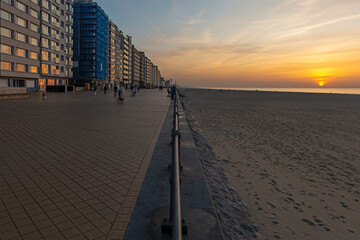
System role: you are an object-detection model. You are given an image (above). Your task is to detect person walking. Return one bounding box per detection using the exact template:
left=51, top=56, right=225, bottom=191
left=104, top=85, right=107, bottom=94
left=94, top=85, right=97, bottom=96
left=130, top=84, right=136, bottom=96
left=114, top=84, right=118, bottom=97
left=117, top=84, right=125, bottom=103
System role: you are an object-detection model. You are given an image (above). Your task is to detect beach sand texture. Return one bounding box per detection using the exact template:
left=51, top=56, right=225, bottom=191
left=180, top=88, right=360, bottom=240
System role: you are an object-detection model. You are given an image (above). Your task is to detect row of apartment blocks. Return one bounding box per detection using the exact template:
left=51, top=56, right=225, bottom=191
left=0, top=0, right=164, bottom=92
left=73, top=0, right=162, bottom=89
left=0, top=0, right=73, bottom=91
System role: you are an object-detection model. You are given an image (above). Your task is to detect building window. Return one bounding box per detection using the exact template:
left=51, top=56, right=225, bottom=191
left=30, top=9, right=38, bottom=18
left=30, top=66, right=37, bottom=73
left=30, top=23, right=38, bottom=32
left=17, top=48, right=26, bottom=57
left=16, top=64, right=26, bottom=72
left=31, top=0, right=38, bottom=4
left=42, top=25, right=49, bottom=35
left=16, top=1, right=27, bottom=12
left=0, top=61, right=11, bottom=70
left=51, top=65, right=56, bottom=74
left=51, top=53, right=56, bottom=62
left=1, top=0, right=12, bottom=5
left=42, top=64, right=49, bottom=74
left=29, top=51, right=38, bottom=59
left=16, top=17, right=27, bottom=27
left=0, top=9, right=12, bottom=22
left=16, top=32, right=26, bottom=42
left=0, top=44, right=11, bottom=54
left=29, top=37, right=38, bottom=46
left=42, top=0, right=49, bottom=10
left=42, top=12, right=49, bottom=22
left=42, top=50, right=49, bottom=61
left=0, top=27, right=12, bottom=38
left=42, top=38, right=49, bottom=48
left=48, top=79, right=55, bottom=85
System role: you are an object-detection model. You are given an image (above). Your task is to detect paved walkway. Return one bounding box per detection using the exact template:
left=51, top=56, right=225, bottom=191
left=0, top=89, right=170, bottom=239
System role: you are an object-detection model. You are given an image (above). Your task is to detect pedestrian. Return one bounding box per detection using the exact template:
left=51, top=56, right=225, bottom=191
left=137, top=86, right=140, bottom=92
left=118, top=84, right=125, bottom=103
left=130, top=84, right=136, bottom=96
left=171, top=85, right=176, bottom=99
left=42, top=91, right=46, bottom=100
left=94, top=85, right=97, bottom=96
left=104, top=85, right=107, bottom=94
left=114, top=84, right=118, bottom=97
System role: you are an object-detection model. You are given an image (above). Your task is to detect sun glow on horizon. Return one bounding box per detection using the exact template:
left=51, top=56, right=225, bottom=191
left=318, top=81, right=326, bottom=87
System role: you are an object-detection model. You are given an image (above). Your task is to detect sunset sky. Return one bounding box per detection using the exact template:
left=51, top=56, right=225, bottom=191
left=96, top=0, right=360, bottom=88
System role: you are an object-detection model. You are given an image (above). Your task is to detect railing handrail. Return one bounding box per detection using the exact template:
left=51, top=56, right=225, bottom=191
left=162, top=88, right=186, bottom=239
left=171, top=95, right=182, bottom=239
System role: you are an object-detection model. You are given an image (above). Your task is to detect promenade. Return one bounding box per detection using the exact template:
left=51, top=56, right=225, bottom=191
left=0, top=89, right=170, bottom=239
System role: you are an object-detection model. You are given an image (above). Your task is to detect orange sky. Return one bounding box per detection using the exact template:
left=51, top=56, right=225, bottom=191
left=98, top=0, right=360, bottom=87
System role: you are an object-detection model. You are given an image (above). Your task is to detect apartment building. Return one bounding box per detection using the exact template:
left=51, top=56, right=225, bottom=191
left=72, top=0, right=108, bottom=86
left=39, top=0, right=73, bottom=91
left=1, top=0, right=41, bottom=91
left=120, top=31, right=131, bottom=87
left=131, top=44, right=140, bottom=87
left=0, top=0, right=73, bottom=92
left=108, top=20, right=122, bottom=87
left=139, top=51, right=145, bottom=88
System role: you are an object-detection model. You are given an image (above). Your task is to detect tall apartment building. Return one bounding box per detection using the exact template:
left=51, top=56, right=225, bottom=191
left=139, top=51, right=145, bottom=88
left=120, top=31, right=131, bottom=87
left=154, top=65, right=160, bottom=88
left=39, top=0, right=73, bottom=91
left=72, top=0, right=108, bottom=86
left=108, top=20, right=122, bottom=86
left=0, top=0, right=73, bottom=92
left=1, top=0, right=40, bottom=91
left=131, top=44, right=140, bottom=87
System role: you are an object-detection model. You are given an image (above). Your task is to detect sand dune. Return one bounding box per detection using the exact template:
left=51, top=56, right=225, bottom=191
left=180, top=88, right=360, bottom=240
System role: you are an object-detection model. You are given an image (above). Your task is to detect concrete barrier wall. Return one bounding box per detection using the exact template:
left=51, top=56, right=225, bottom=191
left=0, top=87, right=27, bottom=95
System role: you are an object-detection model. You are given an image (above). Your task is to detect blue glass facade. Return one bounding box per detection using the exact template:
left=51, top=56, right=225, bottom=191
left=73, top=2, right=108, bottom=83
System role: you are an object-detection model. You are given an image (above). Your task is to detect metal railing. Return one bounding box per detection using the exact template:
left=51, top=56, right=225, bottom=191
left=162, top=90, right=187, bottom=239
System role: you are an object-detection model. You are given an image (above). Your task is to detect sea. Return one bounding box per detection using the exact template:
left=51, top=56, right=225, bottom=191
left=192, top=87, right=360, bottom=95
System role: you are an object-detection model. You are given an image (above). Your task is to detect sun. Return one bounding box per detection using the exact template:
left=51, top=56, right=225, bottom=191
left=318, top=81, right=326, bottom=87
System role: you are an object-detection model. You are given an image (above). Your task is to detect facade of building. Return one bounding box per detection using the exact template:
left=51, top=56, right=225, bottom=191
left=108, top=20, right=122, bottom=87
left=1, top=0, right=40, bottom=91
left=72, top=0, right=108, bottom=86
left=0, top=0, right=74, bottom=92
left=130, top=44, right=140, bottom=87
left=39, top=0, right=73, bottom=91
left=120, top=31, right=131, bottom=87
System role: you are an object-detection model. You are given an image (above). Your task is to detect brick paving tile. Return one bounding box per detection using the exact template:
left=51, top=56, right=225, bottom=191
left=39, top=225, right=59, bottom=237
left=0, top=90, right=169, bottom=239
left=17, top=223, right=38, bottom=235
left=107, top=229, right=125, bottom=239
left=44, top=232, right=65, bottom=239
left=21, top=230, right=43, bottom=240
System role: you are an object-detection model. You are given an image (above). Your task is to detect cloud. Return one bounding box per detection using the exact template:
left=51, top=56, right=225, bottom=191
left=186, top=9, right=205, bottom=25
left=279, top=14, right=360, bottom=38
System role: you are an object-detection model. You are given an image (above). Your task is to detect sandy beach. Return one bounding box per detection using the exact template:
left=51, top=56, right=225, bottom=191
left=180, top=88, right=360, bottom=240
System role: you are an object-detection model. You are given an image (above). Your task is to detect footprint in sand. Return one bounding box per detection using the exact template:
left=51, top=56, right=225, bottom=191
left=302, top=219, right=317, bottom=228
left=266, top=202, right=276, bottom=209
left=293, top=206, right=304, bottom=213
